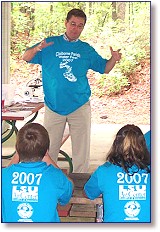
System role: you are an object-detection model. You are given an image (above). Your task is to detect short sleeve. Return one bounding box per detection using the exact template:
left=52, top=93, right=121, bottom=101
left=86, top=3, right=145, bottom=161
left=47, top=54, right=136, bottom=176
left=88, top=46, right=108, bottom=74
left=58, top=173, right=73, bottom=205
left=84, top=169, right=102, bottom=200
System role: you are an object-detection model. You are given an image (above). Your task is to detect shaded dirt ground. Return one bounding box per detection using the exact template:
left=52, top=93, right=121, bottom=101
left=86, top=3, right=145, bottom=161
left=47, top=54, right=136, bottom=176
left=89, top=60, right=150, bottom=124
left=10, top=59, right=150, bottom=125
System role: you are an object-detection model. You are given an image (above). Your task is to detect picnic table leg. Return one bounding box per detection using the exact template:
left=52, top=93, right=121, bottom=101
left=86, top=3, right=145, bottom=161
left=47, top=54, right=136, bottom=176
left=2, top=112, right=39, bottom=159
left=2, top=120, right=18, bottom=159
left=2, top=120, right=18, bottom=143
left=26, top=111, right=38, bottom=124
left=59, top=150, right=73, bottom=173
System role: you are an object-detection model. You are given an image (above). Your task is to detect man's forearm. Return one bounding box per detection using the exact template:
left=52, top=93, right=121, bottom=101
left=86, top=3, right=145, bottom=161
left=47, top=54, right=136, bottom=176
left=23, top=45, right=40, bottom=62
left=104, top=56, right=116, bottom=74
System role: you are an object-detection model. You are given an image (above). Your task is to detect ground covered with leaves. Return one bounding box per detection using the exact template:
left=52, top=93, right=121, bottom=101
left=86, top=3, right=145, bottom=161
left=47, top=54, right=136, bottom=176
left=10, top=58, right=150, bottom=125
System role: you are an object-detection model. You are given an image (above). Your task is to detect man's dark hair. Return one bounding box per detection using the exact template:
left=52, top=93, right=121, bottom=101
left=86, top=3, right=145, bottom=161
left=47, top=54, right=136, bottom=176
left=16, top=123, right=50, bottom=162
left=66, top=8, right=87, bottom=24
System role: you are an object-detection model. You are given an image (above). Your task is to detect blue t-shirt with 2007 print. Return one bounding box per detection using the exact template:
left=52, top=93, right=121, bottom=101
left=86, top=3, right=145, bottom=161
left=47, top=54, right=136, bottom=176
left=84, top=162, right=151, bottom=223
left=2, top=162, right=73, bottom=222
left=28, top=35, right=107, bottom=115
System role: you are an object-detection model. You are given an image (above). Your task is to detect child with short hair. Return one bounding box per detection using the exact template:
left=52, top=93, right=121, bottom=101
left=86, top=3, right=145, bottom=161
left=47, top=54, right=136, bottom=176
left=2, top=122, right=73, bottom=222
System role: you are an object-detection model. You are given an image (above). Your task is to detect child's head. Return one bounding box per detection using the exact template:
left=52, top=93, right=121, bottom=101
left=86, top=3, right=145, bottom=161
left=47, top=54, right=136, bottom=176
left=16, top=123, right=50, bottom=162
left=107, top=124, right=150, bottom=173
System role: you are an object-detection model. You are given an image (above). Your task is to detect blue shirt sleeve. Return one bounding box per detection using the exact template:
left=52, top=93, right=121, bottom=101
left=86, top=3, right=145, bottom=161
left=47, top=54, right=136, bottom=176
left=84, top=168, right=102, bottom=200
left=144, top=130, right=151, bottom=152
left=58, top=172, right=73, bottom=205
left=26, top=37, right=55, bottom=65
left=87, top=45, right=108, bottom=74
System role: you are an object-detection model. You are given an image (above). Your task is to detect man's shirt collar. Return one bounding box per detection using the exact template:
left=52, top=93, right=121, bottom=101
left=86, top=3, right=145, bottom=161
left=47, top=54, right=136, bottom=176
left=63, top=33, right=79, bottom=42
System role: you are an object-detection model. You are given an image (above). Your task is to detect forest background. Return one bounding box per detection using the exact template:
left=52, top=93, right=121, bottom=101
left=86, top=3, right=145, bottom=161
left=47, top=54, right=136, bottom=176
left=10, top=1, right=150, bottom=125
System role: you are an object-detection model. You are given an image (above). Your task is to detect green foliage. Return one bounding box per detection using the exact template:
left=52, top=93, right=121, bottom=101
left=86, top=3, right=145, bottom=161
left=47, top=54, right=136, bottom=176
left=10, top=1, right=150, bottom=97
left=107, top=73, right=129, bottom=94
left=92, top=71, right=129, bottom=97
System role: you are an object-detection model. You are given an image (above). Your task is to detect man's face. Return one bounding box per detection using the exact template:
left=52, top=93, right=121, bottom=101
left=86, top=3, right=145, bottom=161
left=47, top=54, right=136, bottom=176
left=65, top=16, right=85, bottom=41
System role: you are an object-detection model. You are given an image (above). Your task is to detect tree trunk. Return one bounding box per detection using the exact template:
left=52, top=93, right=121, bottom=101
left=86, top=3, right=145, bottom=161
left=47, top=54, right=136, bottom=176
left=117, top=2, right=126, bottom=20
left=112, top=2, right=126, bottom=21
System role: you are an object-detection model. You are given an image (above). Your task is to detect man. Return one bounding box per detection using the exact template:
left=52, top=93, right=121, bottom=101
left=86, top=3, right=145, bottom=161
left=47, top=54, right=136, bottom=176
left=23, top=8, right=121, bottom=173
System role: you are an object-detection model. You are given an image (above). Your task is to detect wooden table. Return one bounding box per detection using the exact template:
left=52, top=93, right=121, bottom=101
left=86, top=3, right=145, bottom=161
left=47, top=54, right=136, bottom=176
left=2, top=102, right=44, bottom=121
left=2, top=102, right=44, bottom=158
left=58, top=173, right=102, bottom=222
left=2, top=101, right=73, bottom=172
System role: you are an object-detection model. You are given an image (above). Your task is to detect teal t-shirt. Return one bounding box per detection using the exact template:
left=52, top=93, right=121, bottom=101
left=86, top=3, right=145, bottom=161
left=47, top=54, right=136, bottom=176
left=28, top=35, right=107, bottom=115
left=144, top=130, right=151, bottom=152
left=84, top=162, right=151, bottom=223
left=2, top=162, right=73, bottom=222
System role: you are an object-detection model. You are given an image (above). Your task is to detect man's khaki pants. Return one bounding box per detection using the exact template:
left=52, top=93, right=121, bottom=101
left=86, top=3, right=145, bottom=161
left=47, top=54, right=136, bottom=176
left=43, top=101, right=91, bottom=173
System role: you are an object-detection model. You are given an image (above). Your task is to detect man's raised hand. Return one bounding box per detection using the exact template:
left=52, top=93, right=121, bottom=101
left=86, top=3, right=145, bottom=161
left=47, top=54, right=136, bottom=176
left=37, top=39, right=54, bottom=51
left=110, top=46, right=122, bottom=62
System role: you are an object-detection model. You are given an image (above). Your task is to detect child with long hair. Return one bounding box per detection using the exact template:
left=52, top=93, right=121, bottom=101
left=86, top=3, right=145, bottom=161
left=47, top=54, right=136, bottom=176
left=84, top=124, right=150, bottom=223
